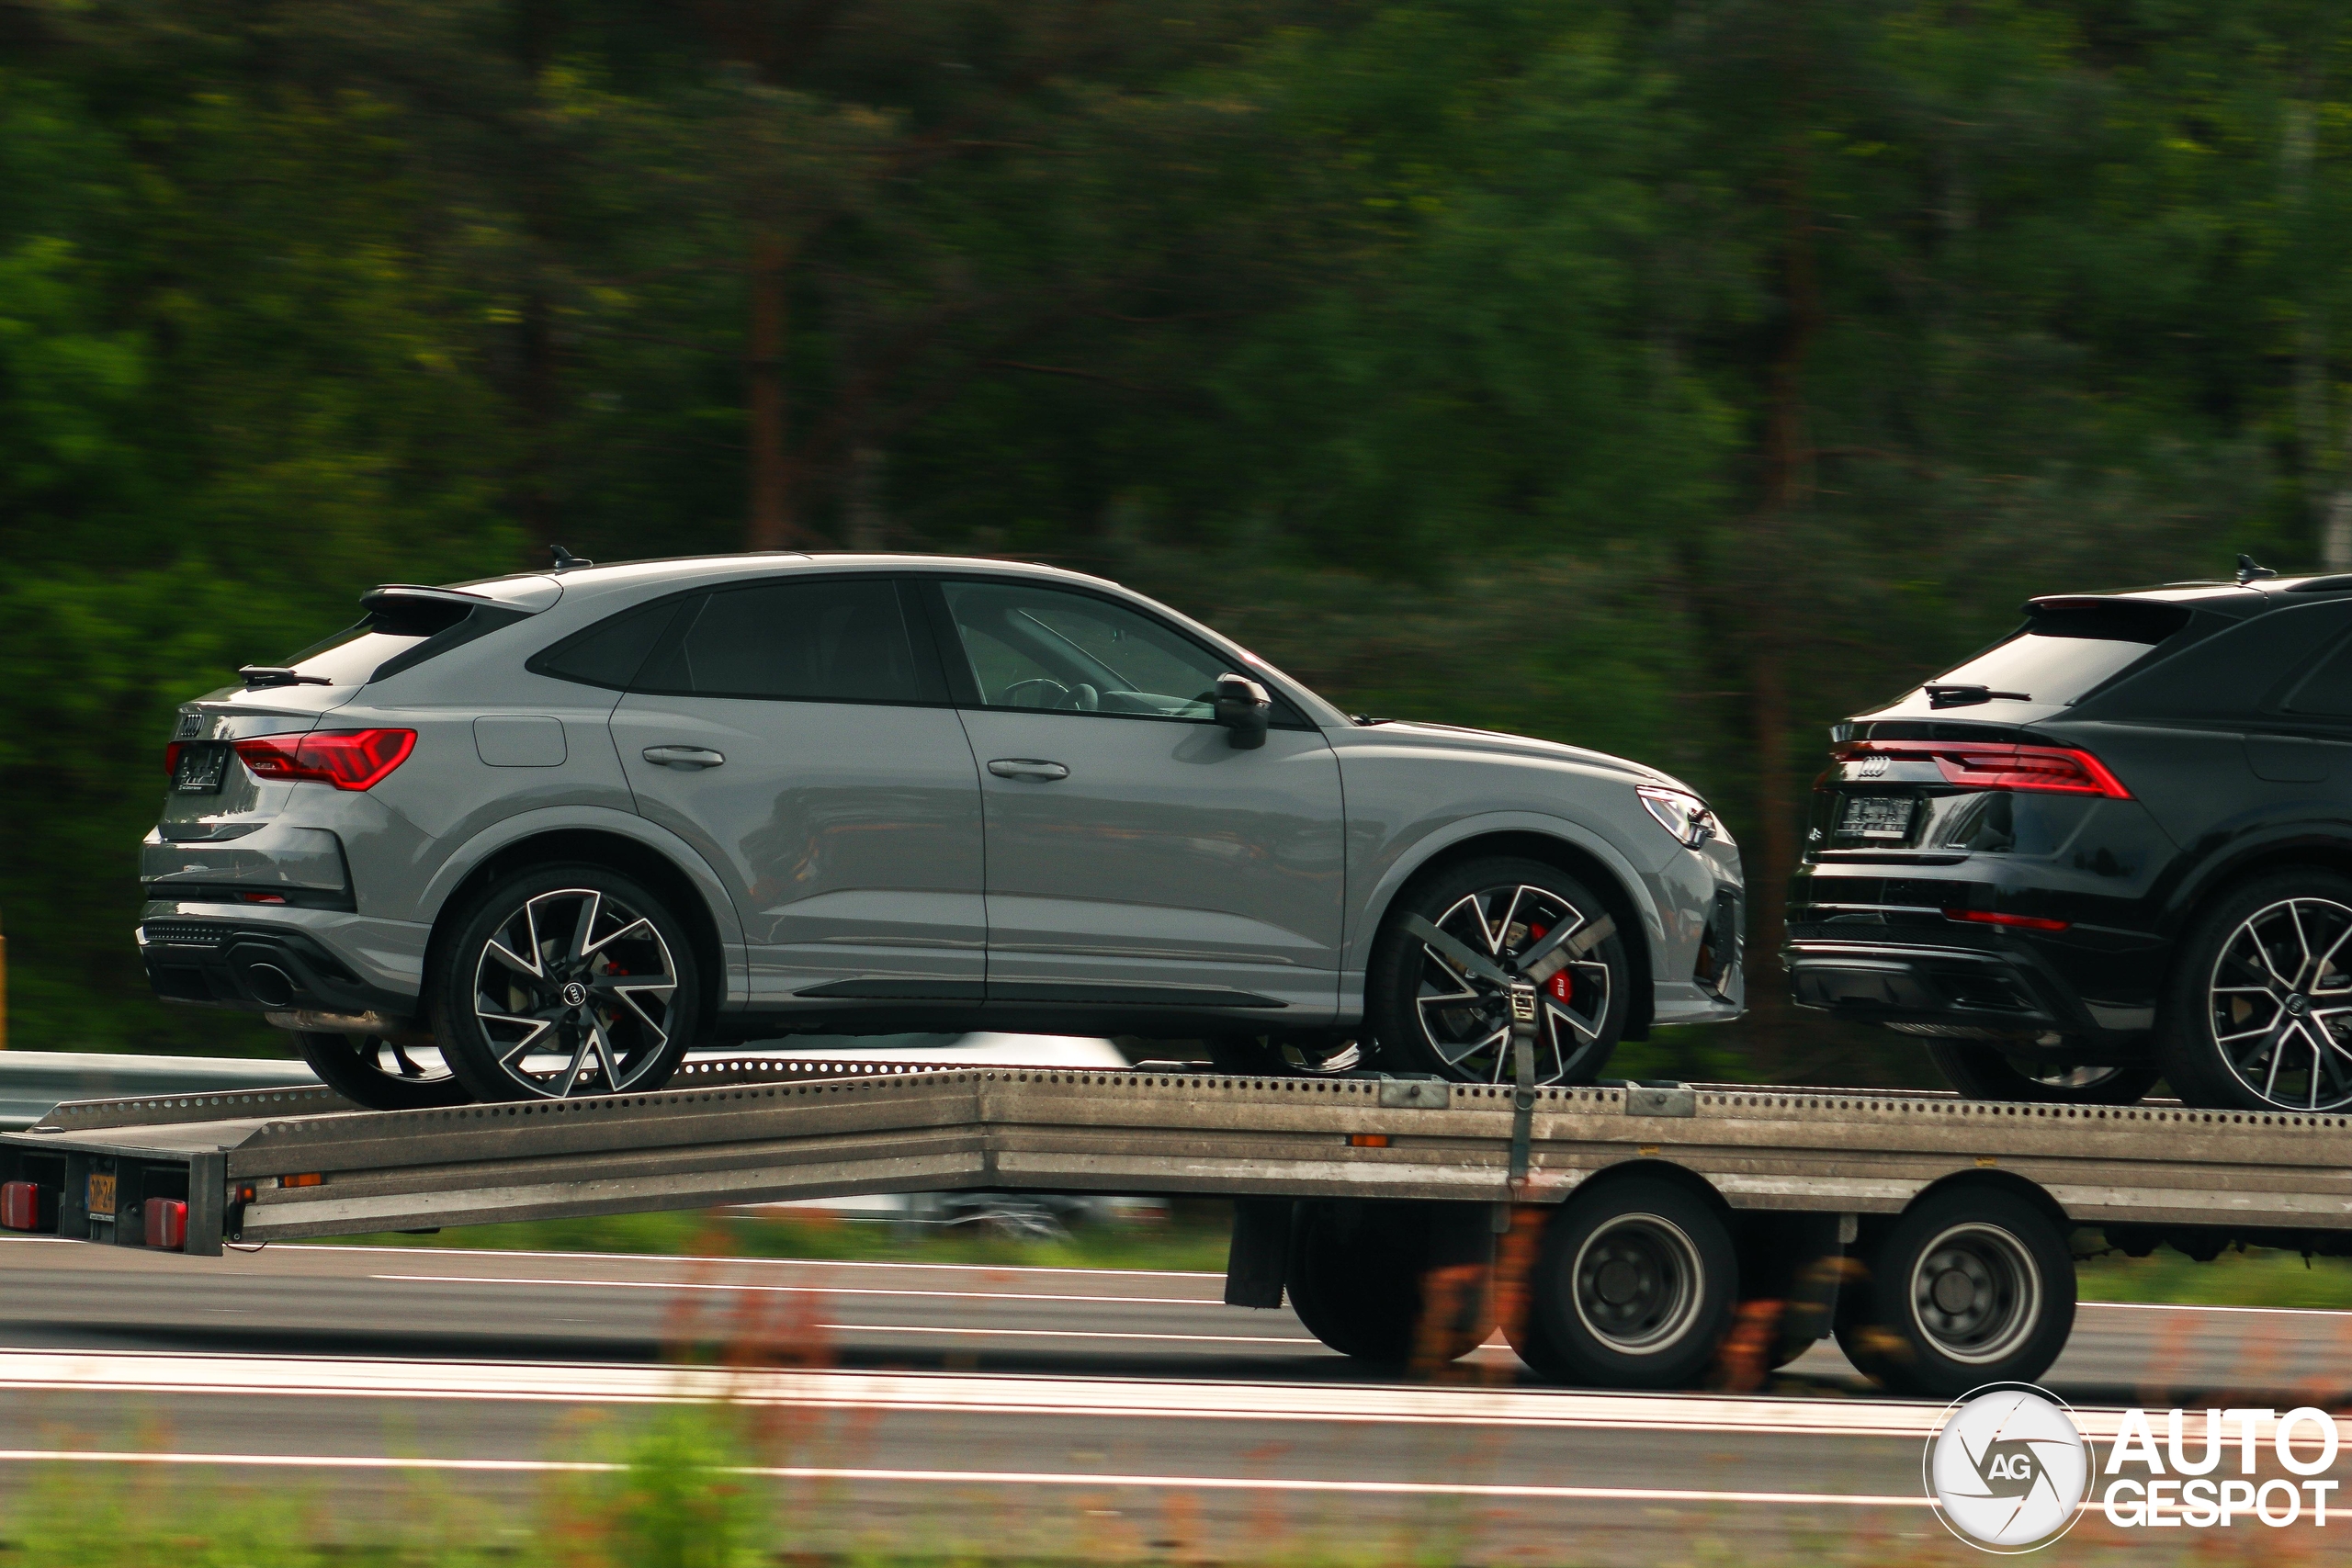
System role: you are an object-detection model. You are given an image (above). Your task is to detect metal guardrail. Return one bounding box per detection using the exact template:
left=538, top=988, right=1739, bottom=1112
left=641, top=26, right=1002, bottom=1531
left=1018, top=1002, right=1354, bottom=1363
left=0, top=1052, right=322, bottom=1133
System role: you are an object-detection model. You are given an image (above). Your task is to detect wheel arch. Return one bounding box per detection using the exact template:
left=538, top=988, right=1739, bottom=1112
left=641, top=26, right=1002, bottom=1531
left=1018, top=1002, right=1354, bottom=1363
left=2161, top=830, right=2352, bottom=941
left=1569, top=1156, right=1737, bottom=1220
left=1903, top=1168, right=2074, bottom=1238
left=1362, top=823, right=1661, bottom=1041
left=419, top=814, right=741, bottom=1019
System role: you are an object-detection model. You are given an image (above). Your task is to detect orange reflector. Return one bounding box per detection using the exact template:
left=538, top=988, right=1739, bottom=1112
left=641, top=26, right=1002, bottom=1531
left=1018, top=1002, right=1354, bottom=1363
left=1349, top=1134, right=1390, bottom=1148
left=280, top=1173, right=323, bottom=1189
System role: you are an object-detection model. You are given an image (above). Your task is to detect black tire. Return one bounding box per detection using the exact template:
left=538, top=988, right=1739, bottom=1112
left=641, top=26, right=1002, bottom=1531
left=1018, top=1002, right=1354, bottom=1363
left=296, top=1031, right=471, bottom=1111
left=1286, top=1200, right=1495, bottom=1365
left=1515, top=1177, right=1737, bottom=1390
left=430, top=863, right=702, bottom=1102
left=2158, top=871, right=2352, bottom=1112
left=1926, top=1042, right=2159, bottom=1106
left=1368, top=856, right=1630, bottom=1085
left=1835, top=1185, right=2074, bottom=1399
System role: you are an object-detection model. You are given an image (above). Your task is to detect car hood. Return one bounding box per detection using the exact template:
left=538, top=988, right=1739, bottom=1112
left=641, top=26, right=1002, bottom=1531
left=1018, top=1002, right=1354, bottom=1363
left=1351, top=720, right=1697, bottom=794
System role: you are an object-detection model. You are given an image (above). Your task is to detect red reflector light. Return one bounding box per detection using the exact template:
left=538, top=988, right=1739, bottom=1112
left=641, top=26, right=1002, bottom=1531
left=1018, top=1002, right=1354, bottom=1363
left=144, top=1198, right=188, bottom=1250
left=233, top=728, right=416, bottom=791
left=240, top=892, right=288, bottom=904
left=164, top=740, right=186, bottom=779
left=1349, top=1134, right=1391, bottom=1148
left=281, top=1172, right=323, bottom=1189
left=1835, top=741, right=2130, bottom=798
left=1, top=1181, right=58, bottom=1233
left=1945, top=908, right=2071, bottom=932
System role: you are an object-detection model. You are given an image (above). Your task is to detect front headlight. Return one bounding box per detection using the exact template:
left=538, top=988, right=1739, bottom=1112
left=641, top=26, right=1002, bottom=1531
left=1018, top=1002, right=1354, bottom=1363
left=1637, top=784, right=1719, bottom=849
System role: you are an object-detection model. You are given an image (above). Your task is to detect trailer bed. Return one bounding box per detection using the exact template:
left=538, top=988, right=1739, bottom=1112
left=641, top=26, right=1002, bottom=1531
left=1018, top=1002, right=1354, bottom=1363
left=6, top=1056, right=2347, bottom=1258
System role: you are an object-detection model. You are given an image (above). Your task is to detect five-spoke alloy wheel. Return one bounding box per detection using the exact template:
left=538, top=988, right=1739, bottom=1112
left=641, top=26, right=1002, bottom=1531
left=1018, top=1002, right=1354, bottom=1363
left=432, top=864, right=700, bottom=1101
left=1368, top=856, right=1630, bottom=1085
left=2163, top=873, right=2352, bottom=1112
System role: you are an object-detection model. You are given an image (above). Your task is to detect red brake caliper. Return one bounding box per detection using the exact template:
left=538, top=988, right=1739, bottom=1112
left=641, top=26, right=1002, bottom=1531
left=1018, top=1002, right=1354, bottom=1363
left=1526, top=923, right=1574, bottom=1004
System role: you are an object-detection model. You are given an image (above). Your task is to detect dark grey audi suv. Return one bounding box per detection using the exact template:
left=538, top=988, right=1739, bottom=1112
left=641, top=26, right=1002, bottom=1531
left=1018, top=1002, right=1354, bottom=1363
left=1789, top=559, right=2352, bottom=1112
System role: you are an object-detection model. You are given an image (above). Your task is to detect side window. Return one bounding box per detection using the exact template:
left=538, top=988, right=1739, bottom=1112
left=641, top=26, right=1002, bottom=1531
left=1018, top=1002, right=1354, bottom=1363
left=638, top=578, right=935, bottom=704
left=941, top=580, right=1271, bottom=721
left=2283, top=634, right=2352, bottom=717
left=529, top=599, right=686, bottom=691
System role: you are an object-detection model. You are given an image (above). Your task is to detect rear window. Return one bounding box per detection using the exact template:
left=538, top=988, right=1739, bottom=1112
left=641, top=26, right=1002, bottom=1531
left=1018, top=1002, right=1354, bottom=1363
left=271, top=599, right=470, bottom=683
left=1925, top=602, right=2191, bottom=705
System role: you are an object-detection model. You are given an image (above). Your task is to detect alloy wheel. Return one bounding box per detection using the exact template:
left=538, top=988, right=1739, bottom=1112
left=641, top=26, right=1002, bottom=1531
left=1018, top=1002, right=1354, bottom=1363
left=469, top=886, right=680, bottom=1098
left=2204, top=896, right=2352, bottom=1111
left=1412, top=883, right=1612, bottom=1083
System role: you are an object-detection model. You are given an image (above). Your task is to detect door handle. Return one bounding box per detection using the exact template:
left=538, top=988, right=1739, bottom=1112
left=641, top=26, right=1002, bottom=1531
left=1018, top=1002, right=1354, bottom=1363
left=988, top=758, right=1069, bottom=781
left=642, top=745, right=726, bottom=770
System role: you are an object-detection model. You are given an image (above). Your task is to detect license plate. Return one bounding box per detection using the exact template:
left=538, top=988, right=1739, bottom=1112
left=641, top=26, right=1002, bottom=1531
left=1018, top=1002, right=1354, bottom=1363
left=1838, top=795, right=1914, bottom=840
left=86, top=1172, right=117, bottom=1219
left=174, top=744, right=229, bottom=795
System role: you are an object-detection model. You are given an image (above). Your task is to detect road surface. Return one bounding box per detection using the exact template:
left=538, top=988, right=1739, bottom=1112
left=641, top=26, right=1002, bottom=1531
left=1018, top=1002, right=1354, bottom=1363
left=3, top=1236, right=2346, bottom=1562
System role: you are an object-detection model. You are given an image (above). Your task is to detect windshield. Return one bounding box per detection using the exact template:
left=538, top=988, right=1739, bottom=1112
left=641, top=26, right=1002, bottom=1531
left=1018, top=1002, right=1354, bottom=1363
left=1925, top=602, right=2190, bottom=705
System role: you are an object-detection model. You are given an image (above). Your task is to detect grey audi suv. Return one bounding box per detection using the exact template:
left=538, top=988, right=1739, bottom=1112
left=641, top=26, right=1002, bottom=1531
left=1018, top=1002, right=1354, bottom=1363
left=141, top=553, right=1743, bottom=1108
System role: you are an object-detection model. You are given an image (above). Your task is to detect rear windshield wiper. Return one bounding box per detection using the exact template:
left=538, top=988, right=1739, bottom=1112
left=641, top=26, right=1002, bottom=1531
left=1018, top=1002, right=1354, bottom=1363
left=238, top=666, right=333, bottom=689
left=1925, top=683, right=2030, bottom=709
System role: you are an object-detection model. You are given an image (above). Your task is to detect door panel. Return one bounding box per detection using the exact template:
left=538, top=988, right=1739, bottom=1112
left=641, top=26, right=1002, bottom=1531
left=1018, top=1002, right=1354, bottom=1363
left=616, top=698, right=985, bottom=999
left=928, top=575, right=1345, bottom=1017
left=959, top=710, right=1344, bottom=1011
left=610, top=576, right=984, bottom=1003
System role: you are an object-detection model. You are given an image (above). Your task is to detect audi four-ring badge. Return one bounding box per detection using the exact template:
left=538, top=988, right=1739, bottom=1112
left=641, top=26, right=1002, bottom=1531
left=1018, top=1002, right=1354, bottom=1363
left=138, top=553, right=1743, bottom=1108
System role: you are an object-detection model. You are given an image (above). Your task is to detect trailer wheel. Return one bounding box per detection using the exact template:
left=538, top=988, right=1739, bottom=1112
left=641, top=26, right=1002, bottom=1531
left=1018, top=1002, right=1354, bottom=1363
left=1835, top=1186, right=2074, bottom=1399
left=1286, top=1200, right=1493, bottom=1365
left=296, top=1031, right=471, bottom=1111
left=1514, top=1177, right=1736, bottom=1389
left=431, top=863, right=701, bottom=1101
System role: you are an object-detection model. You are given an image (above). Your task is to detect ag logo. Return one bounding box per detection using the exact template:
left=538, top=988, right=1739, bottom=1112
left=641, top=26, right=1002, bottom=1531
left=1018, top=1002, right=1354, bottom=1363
left=1924, top=1384, right=2089, bottom=1552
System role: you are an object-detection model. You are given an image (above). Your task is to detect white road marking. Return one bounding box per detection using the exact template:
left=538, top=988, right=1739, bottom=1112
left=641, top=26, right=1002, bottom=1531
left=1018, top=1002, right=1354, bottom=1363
left=0, top=1348, right=2245, bottom=1441
left=819, top=1324, right=1316, bottom=1345
left=2079, top=1299, right=2352, bottom=1319
left=369, top=1273, right=1225, bottom=1307
left=0, top=1448, right=1935, bottom=1506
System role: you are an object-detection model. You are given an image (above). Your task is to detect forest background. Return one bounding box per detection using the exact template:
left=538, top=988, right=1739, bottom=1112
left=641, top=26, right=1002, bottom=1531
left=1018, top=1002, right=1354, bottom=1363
left=7, top=0, right=2351, bottom=1084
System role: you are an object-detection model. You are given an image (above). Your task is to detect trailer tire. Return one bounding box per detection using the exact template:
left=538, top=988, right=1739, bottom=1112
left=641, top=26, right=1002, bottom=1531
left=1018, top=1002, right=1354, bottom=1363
left=1836, top=1186, right=2074, bottom=1399
left=1286, top=1200, right=1493, bottom=1365
left=1515, top=1177, right=1736, bottom=1390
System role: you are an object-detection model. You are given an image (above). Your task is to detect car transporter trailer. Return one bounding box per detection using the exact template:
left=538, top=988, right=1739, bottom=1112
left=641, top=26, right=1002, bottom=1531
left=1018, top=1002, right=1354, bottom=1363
left=5, top=1055, right=2350, bottom=1398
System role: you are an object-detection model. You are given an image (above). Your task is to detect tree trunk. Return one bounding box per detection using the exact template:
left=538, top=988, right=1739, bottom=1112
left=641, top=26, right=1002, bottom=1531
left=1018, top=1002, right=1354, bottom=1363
left=1740, top=35, right=1824, bottom=1077
left=745, top=236, right=799, bottom=549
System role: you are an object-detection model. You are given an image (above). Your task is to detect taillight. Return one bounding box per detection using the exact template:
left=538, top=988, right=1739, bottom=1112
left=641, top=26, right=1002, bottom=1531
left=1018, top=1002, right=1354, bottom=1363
left=164, top=741, right=186, bottom=779
left=1945, top=908, right=2071, bottom=932
left=232, top=728, right=417, bottom=791
left=1834, top=741, right=2130, bottom=798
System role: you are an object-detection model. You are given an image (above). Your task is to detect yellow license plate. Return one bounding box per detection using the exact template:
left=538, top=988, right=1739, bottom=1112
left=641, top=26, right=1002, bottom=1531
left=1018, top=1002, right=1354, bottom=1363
left=87, top=1172, right=116, bottom=1219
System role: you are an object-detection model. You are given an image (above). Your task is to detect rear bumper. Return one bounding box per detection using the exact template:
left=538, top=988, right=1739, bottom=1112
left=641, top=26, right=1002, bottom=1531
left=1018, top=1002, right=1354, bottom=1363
left=136, top=906, right=426, bottom=1022
left=1784, top=860, right=2164, bottom=1043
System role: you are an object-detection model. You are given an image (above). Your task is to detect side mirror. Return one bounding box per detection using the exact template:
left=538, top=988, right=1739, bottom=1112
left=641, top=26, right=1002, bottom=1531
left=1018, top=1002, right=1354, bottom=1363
left=1213, top=673, right=1272, bottom=750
